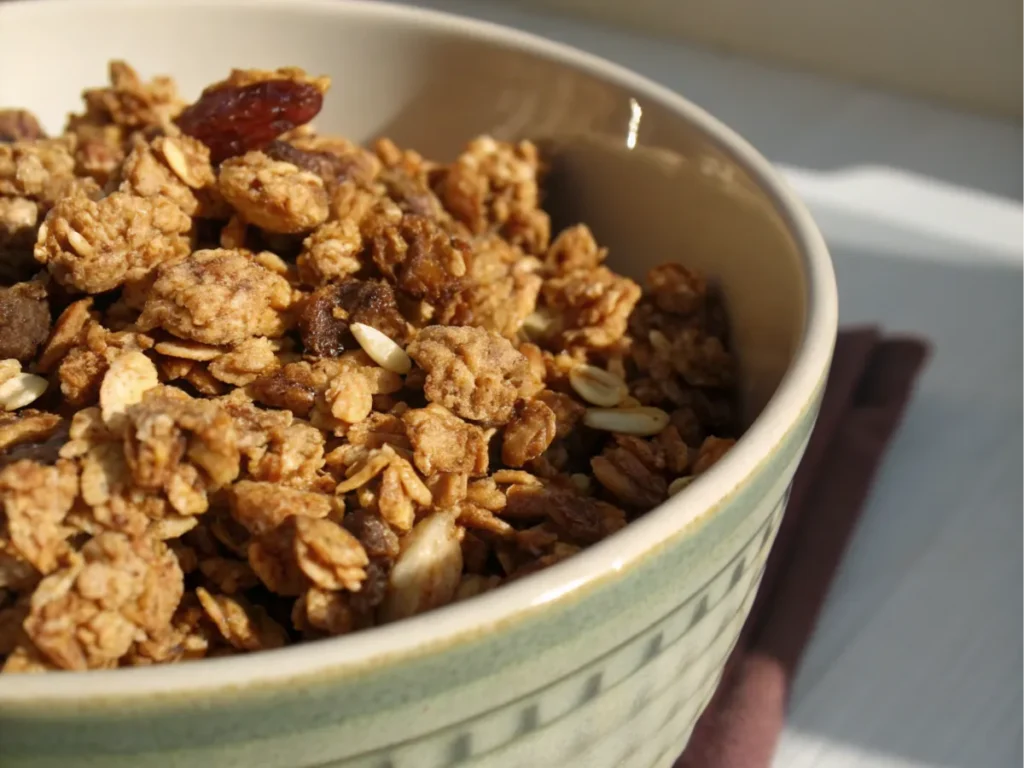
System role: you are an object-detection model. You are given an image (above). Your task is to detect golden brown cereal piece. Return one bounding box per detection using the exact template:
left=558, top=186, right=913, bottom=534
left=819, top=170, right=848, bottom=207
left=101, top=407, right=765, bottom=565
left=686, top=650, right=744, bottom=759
left=24, top=532, right=183, bottom=670
left=119, top=136, right=216, bottom=216
left=137, top=249, right=292, bottom=345
left=0, top=138, right=77, bottom=209
left=0, top=409, right=63, bottom=459
left=251, top=514, right=368, bottom=598
left=68, top=60, right=183, bottom=133
left=296, top=218, right=364, bottom=285
left=376, top=453, right=432, bottom=532
left=195, top=587, right=288, bottom=652
left=542, top=266, right=642, bottom=351
left=457, top=503, right=515, bottom=538
left=407, top=325, right=538, bottom=424
left=218, top=150, right=329, bottom=234
left=403, top=404, right=490, bottom=477
left=290, top=515, right=368, bottom=591
left=590, top=436, right=668, bottom=508
left=198, top=557, right=259, bottom=595
left=693, top=436, right=736, bottom=475
left=292, top=587, right=356, bottom=637
left=123, top=386, right=240, bottom=491
left=501, top=398, right=557, bottom=468
left=440, top=137, right=543, bottom=243
left=229, top=480, right=333, bottom=536
left=367, top=214, right=472, bottom=303
left=35, top=189, right=192, bottom=293
left=663, top=328, right=735, bottom=388
left=208, top=337, right=280, bottom=386
left=68, top=123, right=125, bottom=188
left=646, top=263, right=707, bottom=315
left=0, top=459, right=77, bottom=575
left=437, top=270, right=542, bottom=340
left=545, top=224, right=606, bottom=273
left=37, top=298, right=95, bottom=373
left=0, top=280, right=50, bottom=362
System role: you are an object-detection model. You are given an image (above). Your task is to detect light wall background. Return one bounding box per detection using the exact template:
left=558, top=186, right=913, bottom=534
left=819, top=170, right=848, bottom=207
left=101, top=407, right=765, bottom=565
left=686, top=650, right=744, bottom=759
left=505, top=0, right=1023, bottom=118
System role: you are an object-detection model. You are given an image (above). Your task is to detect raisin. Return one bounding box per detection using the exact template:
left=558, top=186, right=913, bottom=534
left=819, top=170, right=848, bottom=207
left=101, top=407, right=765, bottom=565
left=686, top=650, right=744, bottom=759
left=348, top=557, right=391, bottom=613
left=264, top=140, right=343, bottom=187
left=176, top=81, right=323, bottom=164
left=298, top=285, right=348, bottom=358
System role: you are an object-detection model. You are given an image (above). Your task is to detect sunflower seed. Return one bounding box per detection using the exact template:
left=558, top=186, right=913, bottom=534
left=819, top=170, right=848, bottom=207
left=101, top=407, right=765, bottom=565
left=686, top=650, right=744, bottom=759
left=569, top=364, right=628, bottom=407
left=583, top=406, right=670, bottom=436
left=350, top=322, right=412, bottom=374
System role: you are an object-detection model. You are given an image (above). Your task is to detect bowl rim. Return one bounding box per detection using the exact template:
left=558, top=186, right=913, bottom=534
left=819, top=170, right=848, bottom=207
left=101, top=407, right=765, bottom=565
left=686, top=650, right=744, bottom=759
left=0, top=0, right=838, bottom=703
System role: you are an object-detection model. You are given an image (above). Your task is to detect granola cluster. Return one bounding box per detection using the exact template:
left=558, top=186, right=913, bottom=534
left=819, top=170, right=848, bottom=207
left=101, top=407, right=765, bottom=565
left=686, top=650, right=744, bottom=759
left=0, top=62, right=739, bottom=673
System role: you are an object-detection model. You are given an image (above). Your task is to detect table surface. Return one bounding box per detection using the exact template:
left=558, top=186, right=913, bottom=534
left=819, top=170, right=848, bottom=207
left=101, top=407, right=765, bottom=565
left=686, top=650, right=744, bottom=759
left=400, top=2, right=1023, bottom=765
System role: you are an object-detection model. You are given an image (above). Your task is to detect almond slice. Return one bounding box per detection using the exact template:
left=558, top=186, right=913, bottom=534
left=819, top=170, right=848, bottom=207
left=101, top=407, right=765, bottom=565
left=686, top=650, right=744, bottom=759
left=583, top=406, right=670, bottom=437
left=569, top=364, right=628, bottom=407
left=99, top=351, right=159, bottom=425
left=350, top=323, right=412, bottom=375
left=154, top=339, right=225, bottom=361
left=0, top=371, right=48, bottom=411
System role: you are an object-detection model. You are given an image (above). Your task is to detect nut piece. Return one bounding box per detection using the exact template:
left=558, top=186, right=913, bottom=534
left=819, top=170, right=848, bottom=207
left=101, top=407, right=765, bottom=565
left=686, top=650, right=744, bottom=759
left=379, top=509, right=463, bottom=623
left=350, top=323, right=412, bottom=375
left=0, top=371, right=48, bottom=411
left=667, top=476, right=695, bottom=496
left=99, top=351, right=159, bottom=425
left=569, top=364, right=628, bottom=407
left=583, top=406, right=670, bottom=437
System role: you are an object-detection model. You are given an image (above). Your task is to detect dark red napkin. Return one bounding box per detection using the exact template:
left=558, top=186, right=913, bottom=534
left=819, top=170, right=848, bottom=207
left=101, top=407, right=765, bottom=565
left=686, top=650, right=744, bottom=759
left=676, top=327, right=930, bottom=768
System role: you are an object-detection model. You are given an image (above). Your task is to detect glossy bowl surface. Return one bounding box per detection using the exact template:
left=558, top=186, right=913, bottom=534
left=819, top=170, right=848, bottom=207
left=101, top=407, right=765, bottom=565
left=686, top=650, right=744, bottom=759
left=0, top=2, right=837, bottom=766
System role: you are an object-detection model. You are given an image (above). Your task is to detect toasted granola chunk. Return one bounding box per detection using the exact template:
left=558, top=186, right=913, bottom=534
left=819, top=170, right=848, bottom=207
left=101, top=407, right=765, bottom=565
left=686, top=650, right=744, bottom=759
left=542, top=266, right=641, bottom=351
left=35, top=189, right=192, bottom=293
left=501, top=399, right=557, bottom=467
left=24, top=532, right=183, bottom=670
left=407, top=325, right=538, bottom=424
left=218, top=150, right=329, bottom=233
left=367, top=214, right=471, bottom=303
left=296, top=218, right=364, bottom=285
left=229, top=480, right=333, bottom=536
left=0, top=138, right=77, bottom=209
left=403, top=404, right=490, bottom=477
left=119, top=135, right=216, bottom=217
left=137, top=249, right=292, bottom=345
left=0, top=459, right=77, bottom=575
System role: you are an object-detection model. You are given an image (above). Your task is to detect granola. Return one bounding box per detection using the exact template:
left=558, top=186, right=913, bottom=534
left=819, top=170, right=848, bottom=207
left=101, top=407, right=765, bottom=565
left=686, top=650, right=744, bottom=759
left=0, top=61, right=740, bottom=672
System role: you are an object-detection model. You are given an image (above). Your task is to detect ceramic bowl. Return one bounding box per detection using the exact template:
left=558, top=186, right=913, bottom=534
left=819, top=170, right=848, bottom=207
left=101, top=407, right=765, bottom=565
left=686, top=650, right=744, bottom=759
left=0, top=1, right=837, bottom=766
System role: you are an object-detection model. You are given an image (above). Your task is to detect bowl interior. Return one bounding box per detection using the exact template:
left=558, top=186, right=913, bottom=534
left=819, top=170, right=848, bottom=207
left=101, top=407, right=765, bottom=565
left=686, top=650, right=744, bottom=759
left=0, top=0, right=805, bottom=423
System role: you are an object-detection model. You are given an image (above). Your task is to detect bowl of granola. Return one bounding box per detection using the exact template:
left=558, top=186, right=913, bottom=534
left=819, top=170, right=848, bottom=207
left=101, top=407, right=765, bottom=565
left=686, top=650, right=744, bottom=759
left=0, top=1, right=836, bottom=766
